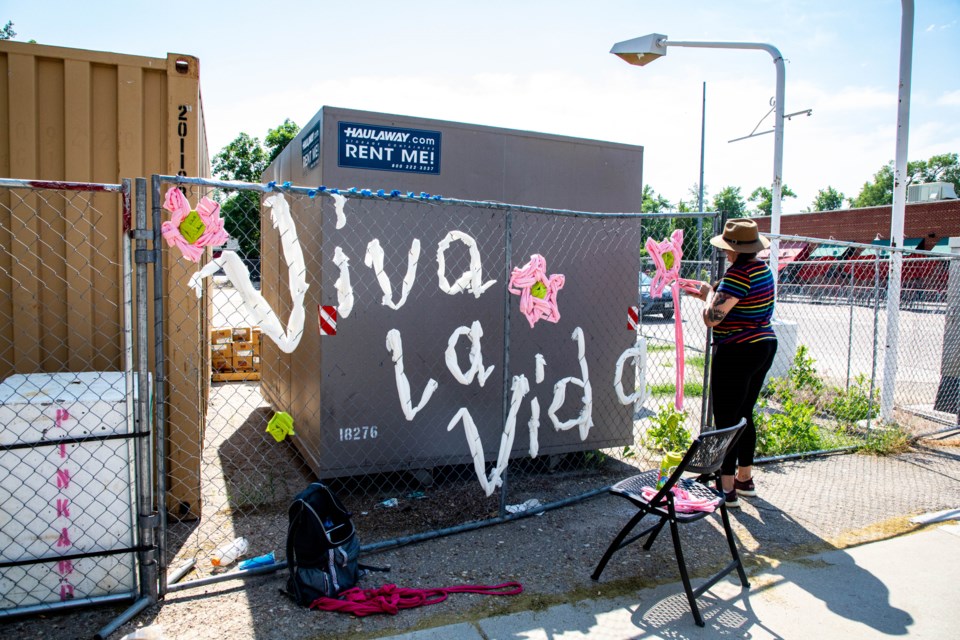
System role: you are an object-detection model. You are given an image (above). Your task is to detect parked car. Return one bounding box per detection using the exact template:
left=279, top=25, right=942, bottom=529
left=640, top=273, right=674, bottom=319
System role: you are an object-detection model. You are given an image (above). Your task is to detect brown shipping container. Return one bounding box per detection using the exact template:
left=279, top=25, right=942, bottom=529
left=0, top=40, right=211, bottom=519
left=261, top=106, right=645, bottom=478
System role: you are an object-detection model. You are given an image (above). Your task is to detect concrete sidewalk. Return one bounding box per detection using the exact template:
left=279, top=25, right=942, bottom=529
left=384, top=523, right=960, bottom=640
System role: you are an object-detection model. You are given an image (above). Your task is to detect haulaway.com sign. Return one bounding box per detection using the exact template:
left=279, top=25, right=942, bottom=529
left=337, top=121, right=441, bottom=174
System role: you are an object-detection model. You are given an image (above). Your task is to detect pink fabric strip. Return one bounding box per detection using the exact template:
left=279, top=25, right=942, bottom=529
left=640, top=485, right=721, bottom=513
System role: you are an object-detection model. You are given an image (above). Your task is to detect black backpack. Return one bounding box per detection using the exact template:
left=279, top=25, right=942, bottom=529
left=285, top=482, right=385, bottom=606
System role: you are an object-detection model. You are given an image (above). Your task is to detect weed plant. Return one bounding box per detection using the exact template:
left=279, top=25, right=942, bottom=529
left=756, top=345, right=903, bottom=457
left=646, top=404, right=692, bottom=453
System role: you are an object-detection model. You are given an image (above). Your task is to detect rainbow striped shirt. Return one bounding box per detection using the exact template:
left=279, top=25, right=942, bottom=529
left=713, top=259, right=776, bottom=344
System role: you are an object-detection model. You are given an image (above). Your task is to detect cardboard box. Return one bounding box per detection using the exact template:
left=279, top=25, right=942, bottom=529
left=212, top=356, right=233, bottom=372
left=211, top=328, right=233, bottom=345
left=232, top=356, right=255, bottom=371
left=232, top=327, right=252, bottom=343
left=211, top=343, right=233, bottom=356
left=233, top=341, right=254, bottom=358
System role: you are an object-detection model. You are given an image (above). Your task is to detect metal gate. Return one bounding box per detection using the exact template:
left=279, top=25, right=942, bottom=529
left=0, top=178, right=157, bottom=634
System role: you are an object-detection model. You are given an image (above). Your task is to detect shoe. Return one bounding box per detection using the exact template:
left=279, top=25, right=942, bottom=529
left=734, top=477, right=757, bottom=497
left=724, top=490, right=739, bottom=508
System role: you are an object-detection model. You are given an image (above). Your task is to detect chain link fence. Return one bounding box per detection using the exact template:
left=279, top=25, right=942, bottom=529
left=764, top=233, right=960, bottom=453
left=0, top=179, right=149, bottom=619
left=153, top=176, right=723, bottom=592
left=154, top=177, right=960, bottom=598
left=5, top=173, right=955, bottom=617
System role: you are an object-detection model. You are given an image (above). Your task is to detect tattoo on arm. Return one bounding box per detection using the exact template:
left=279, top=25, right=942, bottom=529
left=708, top=292, right=732, bottom=323
left=708, top=306, right=728, bottom=323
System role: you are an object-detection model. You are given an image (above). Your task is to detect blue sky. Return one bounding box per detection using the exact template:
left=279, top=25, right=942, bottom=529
left=3, top=0, right=958, bottom=212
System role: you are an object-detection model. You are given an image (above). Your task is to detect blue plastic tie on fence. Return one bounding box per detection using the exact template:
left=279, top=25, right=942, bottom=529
left=266, top=181, right=276, bottom=191
left=282, top=181, right=291, bottom=188
left=390, top=190, right=401, bottom=197
left=330, top=188, right=340, bottom=194
left=376, top=189, right=385, bottom=197
left=407, top=192, right=415, bottom=198
left=361, top=189, right=372, bottom=196
left=433, top=195, right=443, bottom=201
left=348, top=187, right=359, bottom=194
left=307, top=189, right=317, bottom=198
left=318, top=186, right=327, bottom=192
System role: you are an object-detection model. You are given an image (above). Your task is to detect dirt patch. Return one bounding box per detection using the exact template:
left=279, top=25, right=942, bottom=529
left=4, top=399, right=960, bottom=640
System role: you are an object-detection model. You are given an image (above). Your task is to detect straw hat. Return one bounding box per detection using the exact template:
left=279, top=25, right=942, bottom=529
left=709, top=219, right=770, bottom=253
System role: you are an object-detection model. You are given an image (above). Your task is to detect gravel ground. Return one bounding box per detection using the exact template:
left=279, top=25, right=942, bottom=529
left=3, top=428, right=959, bottom=640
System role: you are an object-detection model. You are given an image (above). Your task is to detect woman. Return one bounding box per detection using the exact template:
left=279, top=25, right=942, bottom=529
left=690, top=219, right=777, bottom=508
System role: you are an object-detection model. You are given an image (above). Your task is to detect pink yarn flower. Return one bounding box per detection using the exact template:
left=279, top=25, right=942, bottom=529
left=645, top=229, right=700, bottom=411
left=508, top=254, right=565, bottom=328
left=645, top=229, right=701, bottom=297
left=161, top=187, right=229, bottom=262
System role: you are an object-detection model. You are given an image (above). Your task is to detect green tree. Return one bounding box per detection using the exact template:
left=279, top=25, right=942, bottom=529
left=687, top=182, right=708, bottom=212
left=212, top=132, right=268, bottom=183
left=712, top=186, right=747, bottom=218
left=640, top=185, right=673, bottom=242
left=848, top=153, right=959, bottom=208
left=850, top=163, right=899, bottom=207
left=749, top=184, right=797, bottom=216
left=212, top=133, right=267, bottom=260
left=265, top=118, right=301, bottom=164
left=211, top=120, right=300, bottom=261
left=1, top=21, right=15, bottom=40
left=641, top=185, right=672, bottom=213
left=811, top=186, right=845, bottom=211
left=912, top=152, right=960, bottom=188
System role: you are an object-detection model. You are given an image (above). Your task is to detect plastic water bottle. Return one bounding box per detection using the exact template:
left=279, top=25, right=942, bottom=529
left=211, top=537, right=249, bottom=566
left=656, top=451, right=684, bottom=489
left=238, top=551, right=276, bottom=570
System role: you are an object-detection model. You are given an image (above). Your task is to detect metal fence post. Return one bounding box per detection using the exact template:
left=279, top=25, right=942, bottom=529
left=133, top=178, right=159, bottom=603
left=868, top=253, right=882, bottom=430
left=498, top=210, right=514, bottom=518
left=150, top=175, right=170, bottom=596
left=98, top=177, right=157, bottom=640
left=701, top=213, right=725, bottom=431
left=846, top=260, right=855, bottom=390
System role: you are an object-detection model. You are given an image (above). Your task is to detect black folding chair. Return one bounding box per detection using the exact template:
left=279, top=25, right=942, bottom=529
left=591, top=419, right=749, bottom=627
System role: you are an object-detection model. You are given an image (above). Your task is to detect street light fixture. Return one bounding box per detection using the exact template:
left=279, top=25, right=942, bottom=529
left=610, top=33, right=787, bottom=277
left=610, top=34, right=669, bottom=66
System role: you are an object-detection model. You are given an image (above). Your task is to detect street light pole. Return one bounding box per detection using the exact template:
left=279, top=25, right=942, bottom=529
left=611, top=35, right=787, bottom=280
left=698, top=81, right=706, bottom=270
left=880, top=0, right=915, bottom=422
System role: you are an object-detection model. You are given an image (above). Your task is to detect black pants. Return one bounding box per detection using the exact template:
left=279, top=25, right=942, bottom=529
left=711, top=340, right=778, bottom=476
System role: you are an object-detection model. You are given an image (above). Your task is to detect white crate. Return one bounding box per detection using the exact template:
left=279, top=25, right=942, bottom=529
left=0, top=372, right=140, bottom=608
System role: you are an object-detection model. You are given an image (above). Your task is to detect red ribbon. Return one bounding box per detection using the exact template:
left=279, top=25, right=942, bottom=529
left=308, top=582, right=524, bottom=617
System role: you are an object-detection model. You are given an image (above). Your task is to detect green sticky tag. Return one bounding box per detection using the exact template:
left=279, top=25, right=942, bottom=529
left=531, top=281, right=548, bottom=299
left=179, top=209, right=206, bottom=244
left=266, top=411, right=295, bottom=443
left=663, top=250, right=675, bottom=270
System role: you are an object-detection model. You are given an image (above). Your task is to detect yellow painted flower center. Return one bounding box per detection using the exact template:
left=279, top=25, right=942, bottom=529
left=179, top=209, right=207, bottom=244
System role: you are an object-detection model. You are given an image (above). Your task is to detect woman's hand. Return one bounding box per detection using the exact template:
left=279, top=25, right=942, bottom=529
left=685, top=281, right=710, bottom=301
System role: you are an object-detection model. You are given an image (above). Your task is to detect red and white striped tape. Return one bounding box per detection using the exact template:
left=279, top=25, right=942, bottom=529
left=627, top=306, right=639, bottom=331
left=318, top=305, right=337, bottom=336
